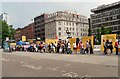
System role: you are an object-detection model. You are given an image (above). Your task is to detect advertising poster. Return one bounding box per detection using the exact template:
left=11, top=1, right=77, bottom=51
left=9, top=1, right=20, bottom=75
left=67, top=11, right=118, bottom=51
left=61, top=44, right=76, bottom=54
left=82, top=36, right=94, bottom=48
left=22, top=36, right=26, bottom=42
left=45, top=39, right=58, bottom=44
left=69, top=38, right=76, bottom=51
left=101, top=34, right=116, bottom=52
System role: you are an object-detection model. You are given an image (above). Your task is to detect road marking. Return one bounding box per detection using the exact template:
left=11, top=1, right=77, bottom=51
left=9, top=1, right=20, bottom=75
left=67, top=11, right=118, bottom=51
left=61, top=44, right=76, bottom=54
left=22, top=63, right=42, bottom=70
left=62, top=71, right=79, bottom=77
left=65, top=64, right=70, bottom=66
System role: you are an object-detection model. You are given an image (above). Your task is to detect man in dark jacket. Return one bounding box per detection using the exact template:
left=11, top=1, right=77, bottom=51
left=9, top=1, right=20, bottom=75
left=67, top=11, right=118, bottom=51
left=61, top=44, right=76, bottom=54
left=89, top=39, right=94, bottom=54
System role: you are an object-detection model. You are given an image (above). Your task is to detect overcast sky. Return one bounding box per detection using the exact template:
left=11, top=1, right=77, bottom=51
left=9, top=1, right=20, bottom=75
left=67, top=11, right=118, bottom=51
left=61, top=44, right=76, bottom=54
left=1, top=0, right=120, bottom=29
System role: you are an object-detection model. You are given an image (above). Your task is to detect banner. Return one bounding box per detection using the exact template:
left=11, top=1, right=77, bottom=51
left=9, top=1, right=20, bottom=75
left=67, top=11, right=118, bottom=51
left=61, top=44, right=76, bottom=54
left=28, top=39, right=33, bottom=43
left=82, top=36, right=94, bottom=48
left=10, top=43, right=16, bottom=46
left=45, top=39, right=58, bottom=44
left=69, top=38, right=76, bottom=51
left=101, top=34, right=116, bottom=52
left=22, top=36, right=26, bottom=42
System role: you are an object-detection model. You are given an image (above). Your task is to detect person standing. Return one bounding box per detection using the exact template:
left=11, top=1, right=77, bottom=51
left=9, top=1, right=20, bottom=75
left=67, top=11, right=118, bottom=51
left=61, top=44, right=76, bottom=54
left=73, top=42, right=77, bottom=54
left=115, top=39, right=118, bottom=55
left=67, top=41, right=72, bottom=54
left=106, top=39, right=110, bottom=55
left=85, top=41, right=89, bottom=54
left=79, top=41, right=85, bottom=54
left=89, top=39, right=94, bottom=54
left=103, top=39, right=107, bottom=54
left=109, top=40, right=113, bottom=54
left=64, top=41, right=68, bottom=54
left=57, top=42, right=60, bottom=53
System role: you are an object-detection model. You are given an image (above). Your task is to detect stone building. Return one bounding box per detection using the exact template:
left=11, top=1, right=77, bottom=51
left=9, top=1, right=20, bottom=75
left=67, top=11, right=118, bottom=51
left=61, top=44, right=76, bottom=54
left=45, top=11, right=89, bottom=40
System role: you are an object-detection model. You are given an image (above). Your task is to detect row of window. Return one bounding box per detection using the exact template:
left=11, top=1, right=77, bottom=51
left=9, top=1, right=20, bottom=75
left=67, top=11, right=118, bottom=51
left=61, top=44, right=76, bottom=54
left=58, top=27, right=88, bottom=32
left=91, top=8, right=120, bottom=19
left=35, top=33, right=45, bottom=37
left=48, top=12, right=87, bottom=21
left=92, top=20, right=120, bottom=28
left=92, top=15, right=120, bottom=24
left=34, top=20, right=45, bottom=25
left=35, top=29, right=45, bottom=33
left=46, top=32, right=88, bottom=37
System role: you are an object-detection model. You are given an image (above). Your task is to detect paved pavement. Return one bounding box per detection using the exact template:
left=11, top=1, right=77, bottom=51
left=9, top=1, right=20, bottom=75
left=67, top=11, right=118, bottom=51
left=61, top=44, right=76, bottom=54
left=1, top=50, right=119, bottom=77
left=10, top=51, right=118, bottom=67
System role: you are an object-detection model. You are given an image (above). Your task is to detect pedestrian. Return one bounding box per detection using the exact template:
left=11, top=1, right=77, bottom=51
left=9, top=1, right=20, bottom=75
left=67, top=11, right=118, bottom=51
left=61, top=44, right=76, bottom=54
left=67, top=41, right=72, bottom=54
left=103, top=39, right=107, bottom=54
left=106, top=39, right=110, bottom=55
left=79, top=41, right=85, bottom=54
left=64, top=41, right=68, bottom=54
left=40, top=42, right=44, bottom=53
left=85, top=41, right=89, bottom=54
left=109, top=39, right=113, bottom=54
left=73, top=42, right=77, bottom=54
left=54, top=42, right=57, bottom=53
left=50, top=43, right=55, bottom=53
left=48, top=44, right=51, bottom=53
left=57, top=42, right=60, bottom=53
left=115, top=39, right=118, bottom=55
left=61, top=42, right=65, bottom=54
left=89, top=39, right=94, bottom=54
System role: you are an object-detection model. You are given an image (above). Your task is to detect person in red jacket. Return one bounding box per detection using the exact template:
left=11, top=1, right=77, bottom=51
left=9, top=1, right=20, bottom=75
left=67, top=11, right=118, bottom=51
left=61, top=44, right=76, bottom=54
left=115, top=39, right=118, bottom=55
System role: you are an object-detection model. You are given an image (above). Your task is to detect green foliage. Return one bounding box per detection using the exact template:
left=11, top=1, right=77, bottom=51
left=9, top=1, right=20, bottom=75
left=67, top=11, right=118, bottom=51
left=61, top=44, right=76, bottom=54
left=0, top=20, right=16, bottom=46
left=96, top=26, right=112, bottom=45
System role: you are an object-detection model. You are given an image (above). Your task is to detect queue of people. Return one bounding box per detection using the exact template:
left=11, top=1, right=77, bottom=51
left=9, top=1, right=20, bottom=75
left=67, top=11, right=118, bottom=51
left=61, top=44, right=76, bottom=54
left=5, top=39, right=119, bottom=55
left=78, top=39, right=94, bottom=54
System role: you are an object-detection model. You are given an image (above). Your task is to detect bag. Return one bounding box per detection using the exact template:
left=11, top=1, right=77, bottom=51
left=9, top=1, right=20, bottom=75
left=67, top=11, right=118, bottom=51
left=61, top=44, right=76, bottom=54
left=59, top=48, right=62, bottom=52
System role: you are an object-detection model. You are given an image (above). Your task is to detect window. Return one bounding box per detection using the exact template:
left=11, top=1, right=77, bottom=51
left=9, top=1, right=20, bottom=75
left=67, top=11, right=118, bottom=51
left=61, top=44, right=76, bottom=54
left=59, top=32, right=61, bottom=36
left=72, top=23, right=74, bottom=26
left=67, top=22, right=68, bottom=26
left=77, top=33, right=78, bottom=36
left=69, top=22, right=71, bottom=26
left=67, top=27, right=68, bottom=30
left=70, top=27, right=71, bottom=31
left=58, top=27, right=61, bottom=31
left=64, top=22, right=66, bottom=25
left=58, top=21, right=61, bottom=25
left=81, top=33, right=82, bottom=36
left=73, top=28, right=74, bottom=31
left=76, top=28, right=78, bottom=31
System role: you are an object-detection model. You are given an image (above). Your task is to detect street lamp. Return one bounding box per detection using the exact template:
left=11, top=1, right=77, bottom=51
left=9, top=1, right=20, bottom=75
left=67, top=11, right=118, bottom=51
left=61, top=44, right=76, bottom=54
left=66, top=29, right=71, bottom=39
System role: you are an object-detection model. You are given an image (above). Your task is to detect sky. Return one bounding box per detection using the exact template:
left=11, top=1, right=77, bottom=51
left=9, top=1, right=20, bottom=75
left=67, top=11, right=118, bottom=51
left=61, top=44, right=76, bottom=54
left=0, top=0, right=120, bottom=29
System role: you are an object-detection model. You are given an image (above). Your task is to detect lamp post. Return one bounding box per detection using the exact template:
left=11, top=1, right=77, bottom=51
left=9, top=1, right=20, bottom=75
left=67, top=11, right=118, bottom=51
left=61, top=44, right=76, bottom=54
left=66, top=29, right=71, bottom=39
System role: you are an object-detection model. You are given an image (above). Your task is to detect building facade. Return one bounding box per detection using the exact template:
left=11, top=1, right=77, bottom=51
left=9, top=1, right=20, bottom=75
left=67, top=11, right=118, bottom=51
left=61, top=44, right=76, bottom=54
left=21, top=23, right=35, bottom=40
left=15, top=23, right=34, bottom=41
left=34, top=14, right=48, bottom=41
left=90, top=1, right=120, bottom=36
left=14, top=28, right=22, bottom=41
left=45, top=11, right=89, bottom=40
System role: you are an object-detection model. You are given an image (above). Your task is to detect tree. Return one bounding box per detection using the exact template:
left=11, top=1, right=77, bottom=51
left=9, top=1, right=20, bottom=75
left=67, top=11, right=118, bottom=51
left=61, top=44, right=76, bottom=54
left=95, top=26, right=112, bottom=45
left=96, top=29, right=101, bottom=45
left=0, top=20, right=16, bottom=46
